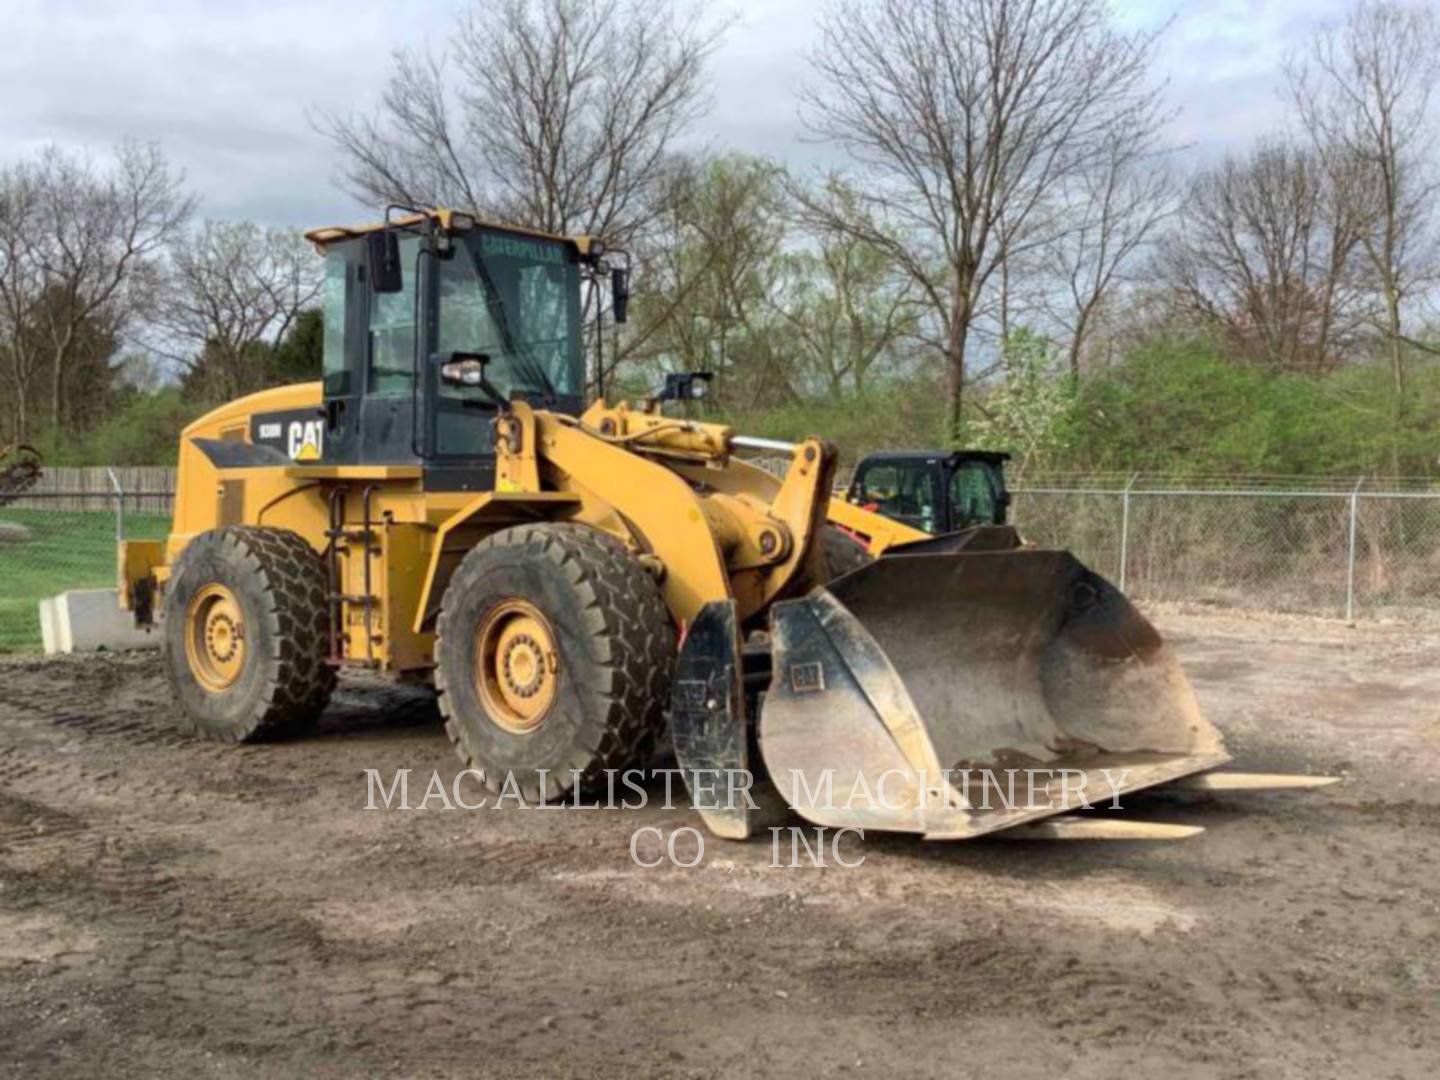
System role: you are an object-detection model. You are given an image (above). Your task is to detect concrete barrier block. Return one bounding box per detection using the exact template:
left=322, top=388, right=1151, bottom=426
left=40, top=589, right=159, bottom=655
left=39, top=596, right=59, bottom=654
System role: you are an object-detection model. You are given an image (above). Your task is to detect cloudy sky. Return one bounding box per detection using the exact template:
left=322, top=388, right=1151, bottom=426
left=1, top=0, right=1356, bottom=229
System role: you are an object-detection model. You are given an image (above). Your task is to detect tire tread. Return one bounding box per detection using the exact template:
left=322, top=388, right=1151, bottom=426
left=165, top=526, right=335, bottom=741
left=435, top=523, right=674, bottom=796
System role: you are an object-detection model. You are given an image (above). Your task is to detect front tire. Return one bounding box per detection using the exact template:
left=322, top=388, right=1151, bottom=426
left=436, top=523, right=675, bottom=802
left=163, top=526, right=335, bottom=742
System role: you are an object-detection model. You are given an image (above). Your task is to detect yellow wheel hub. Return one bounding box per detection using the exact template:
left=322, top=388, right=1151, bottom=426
left=185, top=584, right=247, bottom=692
left=475, top=599, right=559, bottom=733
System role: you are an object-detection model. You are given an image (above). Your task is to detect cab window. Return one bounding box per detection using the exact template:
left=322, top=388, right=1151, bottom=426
left=950, top=461, right=999, bottom=527
left=855, top=462, right=940, bottom=532
left=368, top=233, right=422, bottom=396
left=322, top=250, right=351, bottom=396
left=436, top=230, right=583, bottom=402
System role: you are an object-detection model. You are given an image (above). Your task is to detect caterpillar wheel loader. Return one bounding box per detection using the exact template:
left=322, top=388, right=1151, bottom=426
left=119, top=208, right=1332, bottom=842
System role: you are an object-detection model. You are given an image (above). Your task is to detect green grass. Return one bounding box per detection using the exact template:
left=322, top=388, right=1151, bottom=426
left=0, top=509, right=171, bottom=653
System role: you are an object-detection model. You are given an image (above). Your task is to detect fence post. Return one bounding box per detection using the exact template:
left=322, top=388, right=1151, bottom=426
left=1344, top=476, right=1363, bottom=622
left=106, top=466, right=125, bottom=545
left=1118, top=473, right=1139, bottom=592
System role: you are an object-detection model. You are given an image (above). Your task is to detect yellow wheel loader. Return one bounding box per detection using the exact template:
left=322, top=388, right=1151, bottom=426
left=119, top=208, right=1332, bottom=842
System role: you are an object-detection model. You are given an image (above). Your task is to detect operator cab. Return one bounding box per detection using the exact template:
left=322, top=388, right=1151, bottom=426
left=847, top=450, right=1011, bottom=533
left=283, top=210, right=599, bottom=491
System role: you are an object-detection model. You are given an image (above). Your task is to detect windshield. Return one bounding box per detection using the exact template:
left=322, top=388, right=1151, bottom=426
left=437, top=229, right=583, bottom=402
left=855, top=461, right=940, bottom=533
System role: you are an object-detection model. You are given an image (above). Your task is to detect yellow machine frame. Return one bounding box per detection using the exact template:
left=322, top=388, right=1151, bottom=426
left=121, top=380, right=920, bottom=676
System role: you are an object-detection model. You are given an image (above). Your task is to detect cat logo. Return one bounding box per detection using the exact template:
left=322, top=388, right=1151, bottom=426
left=287, top=420, right=324, bottom=461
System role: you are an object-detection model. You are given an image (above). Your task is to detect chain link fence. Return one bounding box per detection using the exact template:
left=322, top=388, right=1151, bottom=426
left=0, top=467, right=174, bottom=652
left=1009, top=474, right=1440, bottom=621
left=764, top=454, right=1440, bottom=621
left=4, top=465, right=1439, bottom=654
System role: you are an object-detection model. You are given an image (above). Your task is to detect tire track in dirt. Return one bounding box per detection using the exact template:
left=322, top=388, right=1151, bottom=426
left=0, top=660, right=544, bottom=1070
left=2, top=620, right=1438, bottom=1078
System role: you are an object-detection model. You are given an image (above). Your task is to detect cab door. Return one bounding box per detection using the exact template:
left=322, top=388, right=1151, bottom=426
left=422, top=243, right=501, bottom=492
left=316, top=233, right=426, bottom=466
left=319, top=243, right=364, bottom=463
left=359, top=231, right=427, bottom=464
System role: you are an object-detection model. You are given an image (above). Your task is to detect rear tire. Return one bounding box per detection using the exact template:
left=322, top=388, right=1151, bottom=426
left=436, top=523, right=675, bottom=802
left=163, top=526, right=335, bottom=742
left=822, top=525, right=873, bottom=581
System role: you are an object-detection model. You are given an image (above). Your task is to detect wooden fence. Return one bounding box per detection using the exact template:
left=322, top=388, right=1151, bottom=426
left=10, top=466, right=177, bottom=514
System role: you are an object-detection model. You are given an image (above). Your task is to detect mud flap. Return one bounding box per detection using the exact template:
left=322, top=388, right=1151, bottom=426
left=668, top=601, right=787, bottom=839
left=759, top=549, right=1231, bottom=839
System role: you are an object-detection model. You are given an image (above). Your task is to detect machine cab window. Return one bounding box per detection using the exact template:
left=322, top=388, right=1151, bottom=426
left=849, top=450, right=1010, bottom=534
left=852, top=459, right=942, bottom=533
left=437, top=230, right=583, bottom=404
left=431, top=228, right=584, bottom=457
left=321, top=249, right=353, bottom=397
left=369, top=234, right=421, bottom=396
left=950, top=459, right=1000, bottom=527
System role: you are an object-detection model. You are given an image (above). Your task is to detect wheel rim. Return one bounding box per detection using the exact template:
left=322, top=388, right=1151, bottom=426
left=185, top=583, right=246, bottom=692
left=474, top=599, right=559, bottom=734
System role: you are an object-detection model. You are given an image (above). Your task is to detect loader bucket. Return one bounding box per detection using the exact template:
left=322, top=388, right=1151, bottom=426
left=758, top=548, right=1231, bottom=839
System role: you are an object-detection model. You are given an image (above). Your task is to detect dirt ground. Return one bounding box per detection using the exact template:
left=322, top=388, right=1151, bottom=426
left=1, top=608, right=1437, bottom=1079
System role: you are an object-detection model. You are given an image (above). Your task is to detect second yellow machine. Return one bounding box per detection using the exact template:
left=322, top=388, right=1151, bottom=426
left=120, top=209, right=1330, bottom=842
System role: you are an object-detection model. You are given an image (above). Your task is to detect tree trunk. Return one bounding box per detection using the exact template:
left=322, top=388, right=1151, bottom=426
left=1385, top=284, right=1405, bottom=404
left=999, top=255, right=1011, bottom=343
left=1315, top=267, right=1338, bottom=372
left=945, top=267, right=972, bottom=444
left=945, top=317, right=967, bottom=443
left=50, top=347, right=63, bottom=432
left=1068, top=305, right=1092, bottom=384
left=11, top=377, right=26, bottom=442
left=49, top=323, right=78, bottom=434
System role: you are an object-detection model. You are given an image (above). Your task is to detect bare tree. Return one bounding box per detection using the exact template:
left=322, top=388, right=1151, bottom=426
left=153, top=221, right=322, bottom=402
left=0, top=166, right=45, bottom=440
left=321, top=0, right=720, bottom=247
left=1157, top=139, right=1366, bottom=372
left=799, top=0, right=1167, bottom=436
left=1288, top=1, right=1440, bottom=400
left=1040, top=132, right=1177, bottom=380
left=0, top=142, right=192, bottom=439
left=621, top=155, right=792, bottom=405
left=776, top=182, right=921, bottom=397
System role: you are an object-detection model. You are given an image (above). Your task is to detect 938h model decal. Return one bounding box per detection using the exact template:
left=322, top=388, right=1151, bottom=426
left=250, top=409, right=325, bottom=462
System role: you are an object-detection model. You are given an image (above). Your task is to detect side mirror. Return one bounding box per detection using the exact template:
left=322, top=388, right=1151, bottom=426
left=368, top=230, right=403, bottom=294
left=611, top=267, right=630, bottom=324
left=653, top=371, right=713, bottom=403
left=437, top=352, right=507, bottom=409
left=439, top=354, right=490, bottom=388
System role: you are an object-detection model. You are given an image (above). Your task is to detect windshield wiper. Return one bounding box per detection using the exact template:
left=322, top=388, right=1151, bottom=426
left=467, top=248, right=559, bottom=405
